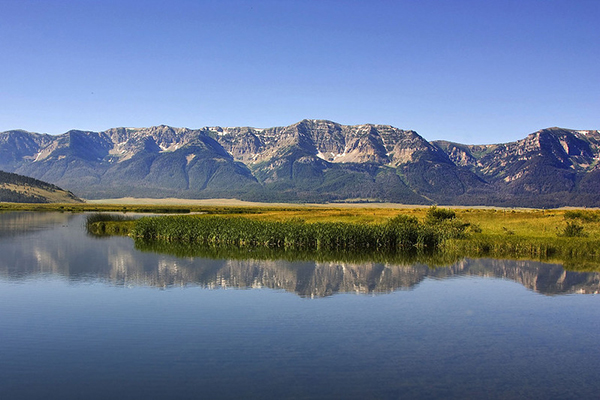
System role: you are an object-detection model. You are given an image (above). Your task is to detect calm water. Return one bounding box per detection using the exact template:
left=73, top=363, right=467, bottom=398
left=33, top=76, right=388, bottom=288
left=1, top=212, right=599, bottom=399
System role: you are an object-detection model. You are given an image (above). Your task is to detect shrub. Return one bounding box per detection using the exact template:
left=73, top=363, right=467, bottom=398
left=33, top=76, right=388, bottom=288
left=425, top=206, right=456, bottom=224
left=564, top=210, right=599, bottom=222
left=424, top=207, right=468, bottom=240
left=559, top=221, right=587, bottom=237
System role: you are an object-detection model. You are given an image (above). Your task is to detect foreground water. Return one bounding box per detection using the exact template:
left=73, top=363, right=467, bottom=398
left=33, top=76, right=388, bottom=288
left=1, top=212, right=599, bottom=399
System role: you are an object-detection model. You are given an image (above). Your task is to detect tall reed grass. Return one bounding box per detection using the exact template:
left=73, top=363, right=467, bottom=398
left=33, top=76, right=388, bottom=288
left=84, top=207, right=600, bottom=271
left=130, top=214, right=440, bottom=251
left=86, top=213, right=135, bottom=236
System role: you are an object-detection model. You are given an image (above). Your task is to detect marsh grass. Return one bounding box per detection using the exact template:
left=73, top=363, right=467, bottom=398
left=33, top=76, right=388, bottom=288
left=86, top=213, right=136, bottom=236
left=82, top=206, right=600, bottom=270
left=130, top=214, right=440, bottom=251
left=453, top=208, right=600, bottom=238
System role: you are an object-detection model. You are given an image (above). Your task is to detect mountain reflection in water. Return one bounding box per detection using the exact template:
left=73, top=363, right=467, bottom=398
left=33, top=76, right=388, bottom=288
left=0, top=212, right=598, bottom=296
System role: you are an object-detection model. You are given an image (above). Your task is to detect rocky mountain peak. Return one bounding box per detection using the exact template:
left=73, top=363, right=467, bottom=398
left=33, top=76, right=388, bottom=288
left=0, top=121, right=598, bottom=206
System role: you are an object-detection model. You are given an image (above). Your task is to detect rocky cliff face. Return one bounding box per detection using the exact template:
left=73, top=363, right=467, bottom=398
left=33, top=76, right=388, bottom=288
left=433, top=128, right=600, bottom=206
left=0, top=121, right=598, bottom=206
left=208, top=119, right=487, bottom=203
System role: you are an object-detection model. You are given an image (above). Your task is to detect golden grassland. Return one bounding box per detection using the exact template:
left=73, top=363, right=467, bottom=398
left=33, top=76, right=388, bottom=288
left=3, top=200, right=600, bottom=236
left=186, top=206, right=600, bottom=243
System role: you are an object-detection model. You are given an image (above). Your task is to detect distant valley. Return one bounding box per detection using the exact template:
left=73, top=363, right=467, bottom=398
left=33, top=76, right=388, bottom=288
left=1, top=120, right=598, bottom=207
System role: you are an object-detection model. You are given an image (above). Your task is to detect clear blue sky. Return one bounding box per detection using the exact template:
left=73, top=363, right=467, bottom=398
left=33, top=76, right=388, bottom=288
left=1, top=0, right=598, bottom=144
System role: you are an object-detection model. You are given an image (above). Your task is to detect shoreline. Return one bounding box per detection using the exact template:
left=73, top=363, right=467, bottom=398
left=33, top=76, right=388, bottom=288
left=85, top=197, right=599, bottom=210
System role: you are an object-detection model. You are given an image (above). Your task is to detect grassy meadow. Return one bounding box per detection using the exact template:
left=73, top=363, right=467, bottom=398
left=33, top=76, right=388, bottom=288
left=77, top=203, right=600, bottom=270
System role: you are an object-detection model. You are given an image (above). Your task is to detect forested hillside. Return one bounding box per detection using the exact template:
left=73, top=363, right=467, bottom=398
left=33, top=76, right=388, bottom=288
left=0, top=170, right=83, bottom=203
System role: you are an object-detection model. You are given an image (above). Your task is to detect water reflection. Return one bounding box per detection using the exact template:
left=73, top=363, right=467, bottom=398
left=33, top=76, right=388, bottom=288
left=0, top=212, right=598, bottom=296
left=0, top=211, right=76, bottom=237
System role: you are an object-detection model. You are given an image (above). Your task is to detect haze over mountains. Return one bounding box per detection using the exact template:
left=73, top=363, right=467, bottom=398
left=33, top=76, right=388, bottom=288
left=1, top=120, right=599, bottom=207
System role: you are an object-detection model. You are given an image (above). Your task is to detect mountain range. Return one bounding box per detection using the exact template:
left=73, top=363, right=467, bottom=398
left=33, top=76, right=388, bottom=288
left=1, top=120, right=598, bottom=207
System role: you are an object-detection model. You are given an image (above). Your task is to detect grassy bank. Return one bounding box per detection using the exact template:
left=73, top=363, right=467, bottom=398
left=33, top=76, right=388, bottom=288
left=443, top=236, right=600, bottom=270
left=442, top=209, right=600, bottom=268
left=0, top=201, right=368, bottom=217
left=0, top=202, right=200, bottom=214
left=82, top=206, right=600, bottom=270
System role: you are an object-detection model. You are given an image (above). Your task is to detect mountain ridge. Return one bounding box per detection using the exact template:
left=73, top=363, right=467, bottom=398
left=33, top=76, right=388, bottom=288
left=1, top=120, right=598, bottom=207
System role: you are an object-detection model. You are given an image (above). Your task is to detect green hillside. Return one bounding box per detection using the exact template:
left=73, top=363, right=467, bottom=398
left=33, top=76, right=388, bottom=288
left=0, top=170, right=83, bottom=203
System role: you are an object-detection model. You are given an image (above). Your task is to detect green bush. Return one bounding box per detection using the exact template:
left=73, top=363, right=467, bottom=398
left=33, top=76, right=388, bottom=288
left=559, top=221, right=587, bottom=237
left=425, top=206, right=456, bottom=224
left=424, top=207, right=468, bottom=240
left=564, top=210, right=599, bottom=222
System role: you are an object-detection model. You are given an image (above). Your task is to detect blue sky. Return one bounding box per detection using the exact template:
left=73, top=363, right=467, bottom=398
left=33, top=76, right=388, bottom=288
left=1, top=0, right=598, bottom=144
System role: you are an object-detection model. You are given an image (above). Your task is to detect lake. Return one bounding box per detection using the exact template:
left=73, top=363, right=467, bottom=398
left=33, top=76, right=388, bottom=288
left=1, top=212, right=599, bottom=399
